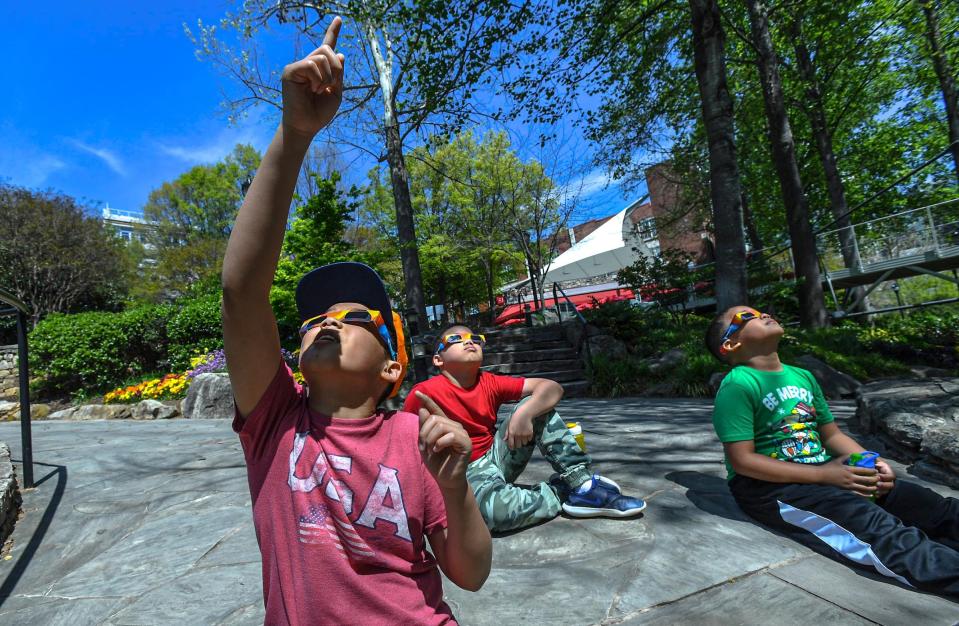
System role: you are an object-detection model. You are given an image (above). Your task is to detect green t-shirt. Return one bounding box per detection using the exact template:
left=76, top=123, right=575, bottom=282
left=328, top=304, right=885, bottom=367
left=712, top=364, right=835, bottom=479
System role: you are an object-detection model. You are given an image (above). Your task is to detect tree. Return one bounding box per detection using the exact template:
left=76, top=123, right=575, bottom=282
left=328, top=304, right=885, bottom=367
left=141, top=144, right=259, bottom=300
left=270, top=171, right=385, bottom=337
left=190, top=1, right=534, bottom=337
left=745, top=0, right=827, bottom=328
left=0, top=186, right=130, bottom=326
left=917, top=0, right=959, bottom=185
left=500, top=0, right=749, bottom=311
left=617, top=248, right=708, bottom=313
left=361, top=131, right=533, bottom=322
left=689, top=0, right=748, bottom=309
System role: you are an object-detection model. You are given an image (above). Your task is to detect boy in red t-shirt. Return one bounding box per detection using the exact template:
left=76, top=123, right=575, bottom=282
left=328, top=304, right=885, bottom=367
left=221, top=18, right=491, bottom=625
left=404, top=325, right=647, bottom=532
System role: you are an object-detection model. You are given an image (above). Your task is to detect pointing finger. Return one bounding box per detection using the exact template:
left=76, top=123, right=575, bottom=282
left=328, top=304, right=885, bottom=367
left=323, top=16, right=342, bottom=49
left=415, top=391, right=447, bottom=419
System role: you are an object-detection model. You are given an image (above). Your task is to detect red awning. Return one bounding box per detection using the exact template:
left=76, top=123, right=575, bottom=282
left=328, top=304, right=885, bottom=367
left=493, top=288, right=636, bottom=325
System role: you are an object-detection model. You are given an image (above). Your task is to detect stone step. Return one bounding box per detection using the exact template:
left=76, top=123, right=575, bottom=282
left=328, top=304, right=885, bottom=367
left=482, top=359, right=582, bottom=374
left=495, top=368, right=587, bottom=384
left=560, top=380, right=591, bottom=397
left=481, top=349, right=579, bottom=365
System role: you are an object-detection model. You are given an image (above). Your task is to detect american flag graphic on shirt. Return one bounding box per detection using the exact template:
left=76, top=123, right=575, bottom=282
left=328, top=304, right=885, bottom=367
left=297, top=502, right=376, bottom=561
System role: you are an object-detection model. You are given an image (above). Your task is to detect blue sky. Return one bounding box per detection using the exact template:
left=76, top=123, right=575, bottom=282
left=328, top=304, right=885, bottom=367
left=1, top=1, right=639, bottom=224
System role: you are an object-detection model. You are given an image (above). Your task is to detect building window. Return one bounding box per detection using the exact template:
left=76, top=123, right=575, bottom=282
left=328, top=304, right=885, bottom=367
left=647, top=240, right=661, bottom=257
left=638, top=217, right=658, bottom=241
left=120, top=230, right=132, bottom=241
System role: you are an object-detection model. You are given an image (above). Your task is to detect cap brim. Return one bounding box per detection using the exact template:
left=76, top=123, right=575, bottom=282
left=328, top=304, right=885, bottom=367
left=295, top=262, right=396, bottom=345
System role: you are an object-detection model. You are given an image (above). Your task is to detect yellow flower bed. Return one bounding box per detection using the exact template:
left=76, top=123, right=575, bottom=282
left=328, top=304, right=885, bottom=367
left=105, top=373, right=189, bottom=403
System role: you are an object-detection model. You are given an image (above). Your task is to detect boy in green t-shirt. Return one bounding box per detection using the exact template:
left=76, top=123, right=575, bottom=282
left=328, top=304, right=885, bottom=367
left=706, top=306, right=959, bottom=597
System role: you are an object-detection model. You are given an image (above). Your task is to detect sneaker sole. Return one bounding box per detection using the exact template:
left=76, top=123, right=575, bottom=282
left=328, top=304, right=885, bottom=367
left=561, top=502, right=647, bottom=518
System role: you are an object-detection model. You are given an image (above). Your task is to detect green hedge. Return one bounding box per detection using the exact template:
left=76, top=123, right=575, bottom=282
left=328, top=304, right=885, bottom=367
left=29, top=294, right=225, bottom=396
left=166, top=294, right=223, bottom=370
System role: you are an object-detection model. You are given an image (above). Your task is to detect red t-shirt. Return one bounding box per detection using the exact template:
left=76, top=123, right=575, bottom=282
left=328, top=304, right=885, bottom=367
left=233, top=362, right=454, bottom=626
left=403, top=372, right=525, bottom=462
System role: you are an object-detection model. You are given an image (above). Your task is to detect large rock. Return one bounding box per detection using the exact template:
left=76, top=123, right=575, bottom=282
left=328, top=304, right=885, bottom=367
left=182, top=373, right=234, bottom=420
left=131, top=399, right=180, bottom=420
left=0, top=441, right=20, bottom=546
left=795, top=354, right=861, bottom=399
left=75, top=404, right=133, bottom=420
left=649, top=348, right=686, bottom=374
left=584, top=334, right=629, bottom=361
left=0, top=401, right=17, bottom=420
left=0, top=402, right=51, bottom=421
left=856, top=378, right=959, bottom=488
left=708, top=372, right=728, bottom=394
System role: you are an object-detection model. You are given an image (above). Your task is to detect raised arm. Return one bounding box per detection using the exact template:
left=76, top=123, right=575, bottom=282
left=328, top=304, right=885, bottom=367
left=416, top=392, right=492, bottom=591
left=222, top=17, right=345, bottom=417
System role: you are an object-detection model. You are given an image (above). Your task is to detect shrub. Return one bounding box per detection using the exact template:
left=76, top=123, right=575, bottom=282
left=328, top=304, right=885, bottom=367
left=29, top=305, right=173, bottom=394
left=29, top=293, right=225, bottom=396
left=581, top=301, right=958, bottom=398
left=166, top=294, right=224, bottom=370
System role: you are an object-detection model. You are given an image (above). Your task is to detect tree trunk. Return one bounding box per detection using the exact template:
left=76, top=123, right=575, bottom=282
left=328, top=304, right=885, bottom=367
left=740, top=191, right=764, bottom=252
left=689, top=0, right=749, bottom=311
left=484, top=259, right=496, bottom=325
left=366, top=22, right=429, bottom=366
left=437, top=274, right=449, bottom=325
left=383, top=119, right=428, bottom=331
left=793, top=31, right=868, bottom=313
left=919, top=0, right=959, bottom=185
left=746, top=0, right=828, bottom=328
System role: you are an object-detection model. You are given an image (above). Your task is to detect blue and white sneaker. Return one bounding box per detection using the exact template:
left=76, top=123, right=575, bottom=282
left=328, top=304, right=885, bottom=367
left=562, top=474, right=647, bottom=519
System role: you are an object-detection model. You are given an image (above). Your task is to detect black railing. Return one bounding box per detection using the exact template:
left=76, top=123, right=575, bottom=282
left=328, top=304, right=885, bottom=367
left=0, top=287, right=33, bottom=488
left=551, top=282, right=592, bottom=374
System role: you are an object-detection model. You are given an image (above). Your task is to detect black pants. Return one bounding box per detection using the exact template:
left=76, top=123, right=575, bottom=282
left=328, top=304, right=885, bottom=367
left=730, top=475, right=959, bottom=597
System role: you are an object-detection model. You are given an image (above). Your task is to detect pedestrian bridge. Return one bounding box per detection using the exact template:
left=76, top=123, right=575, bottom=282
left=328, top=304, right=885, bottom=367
left=817, top=198, right=959, bottom=312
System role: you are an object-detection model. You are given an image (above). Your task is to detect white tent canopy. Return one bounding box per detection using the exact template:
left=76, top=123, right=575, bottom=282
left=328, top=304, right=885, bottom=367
left=541, top=200, right=652, bottom=284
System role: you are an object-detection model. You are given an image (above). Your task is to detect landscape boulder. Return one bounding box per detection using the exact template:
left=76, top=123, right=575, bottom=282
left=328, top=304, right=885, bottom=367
left=856, top=378, right=959, bottom=488
left=131, top=399, right=180, bottom=420
left=182, top=373, right=234, bottom=420
left=795, top=354, right=861, bottom=399
left=648, top=348, right=686, bottom=374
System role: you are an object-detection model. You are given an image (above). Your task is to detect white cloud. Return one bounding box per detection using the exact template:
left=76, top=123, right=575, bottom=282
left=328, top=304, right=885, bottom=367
left=157, top=118, right=272, bottom=165
left=574, top=170, right=612, bottom=195
left=68, top=140, right=127, bottom=176
left=0, top=144, right=67, bottom=187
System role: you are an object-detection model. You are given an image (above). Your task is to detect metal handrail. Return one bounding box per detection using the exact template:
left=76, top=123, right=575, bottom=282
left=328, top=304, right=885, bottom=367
left=0, top=287, right=33, bottom=488
left=552, top=282, right=593, bottom=377
left=816, top=198, right=959, bottom=237
left=552, top=282, right=588, bottom=325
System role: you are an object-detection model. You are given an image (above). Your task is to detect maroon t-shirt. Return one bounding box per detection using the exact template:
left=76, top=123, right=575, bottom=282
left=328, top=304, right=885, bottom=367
left=233, top=362, right=454, bottom=625
left=404, top=372, right=525, bottom=462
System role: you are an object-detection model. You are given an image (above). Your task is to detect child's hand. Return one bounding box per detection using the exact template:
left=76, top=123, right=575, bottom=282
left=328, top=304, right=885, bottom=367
left=416, top=391, right=472, bottom=490
left=504, top=414, right=534, bottom=450
left=819, top=459, right=879, bottom=497
left=280, top=17, right=344, bottom=137
left=875, top=458, right=896, bottom=496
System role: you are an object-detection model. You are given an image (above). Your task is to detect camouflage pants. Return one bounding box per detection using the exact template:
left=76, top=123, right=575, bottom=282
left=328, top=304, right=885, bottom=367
left=467, top=397, right=593, bottom=532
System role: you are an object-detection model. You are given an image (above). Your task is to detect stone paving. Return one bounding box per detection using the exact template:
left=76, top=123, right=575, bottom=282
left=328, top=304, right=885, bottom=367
left=0, top=398, right=957, bottom=625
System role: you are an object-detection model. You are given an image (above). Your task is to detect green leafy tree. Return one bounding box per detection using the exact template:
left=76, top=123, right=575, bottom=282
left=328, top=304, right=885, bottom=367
left=618, top=248, right=710, bottom=313
left=0, top=185, right=130, bottom=327
left=190, top=1, right=537, bottom=336
left=270, top=172, right=388, bottom=339
left=362, top=131, right=551, bottom=322
left=141, top=144, right=260, bottom=300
